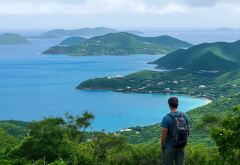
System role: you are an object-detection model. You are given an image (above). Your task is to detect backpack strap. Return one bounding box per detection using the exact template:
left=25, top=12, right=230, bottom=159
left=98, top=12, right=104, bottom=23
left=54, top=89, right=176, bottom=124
left=167, top=113, right=177, bottom=138
left=167, top=112, right=181, bottom=118
left=167, top=113, right=175, bottom=118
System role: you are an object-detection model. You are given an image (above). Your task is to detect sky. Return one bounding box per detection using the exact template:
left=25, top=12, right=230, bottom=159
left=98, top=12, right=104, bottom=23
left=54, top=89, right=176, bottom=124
left=0, top=0, right=240, bottom=31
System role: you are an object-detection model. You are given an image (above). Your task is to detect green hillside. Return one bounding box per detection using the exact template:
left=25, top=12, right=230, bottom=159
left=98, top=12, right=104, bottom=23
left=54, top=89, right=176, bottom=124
left=0, top=120, right=28, bottom=139
left=59, top=37, right=87, bottom=45
left=0, top=33, right=31, bottom=45
left=119, top=95, right=240, bottom=156
left=39, top=27, right=117, bottom=38
left=43, top=32, right=192, bottom=55
left=1, top=102, right=239, bottom=164
left=78, top=67, right=240, bottom=149
left=78, top=68, right=240, bottom=100
left=77, top=40, right=240, bottom=149
left=152, top=40, right=240, bottom=71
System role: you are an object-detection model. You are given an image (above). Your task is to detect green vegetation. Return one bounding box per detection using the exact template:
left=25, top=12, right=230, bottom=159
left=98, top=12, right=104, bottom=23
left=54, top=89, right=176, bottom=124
left=211, top=106, right=240, bottom=163
left=2, top=39, right=240, bottom=163
left=152, top=40, right=240, bottom=71
left=59, top=37, right=87, bottom=45
left=78, top=40, right=240, bottom=97
left=77, top=40, right=240, bottom=163
left=0, top=120, right=28, bottom=139
left=0, top=33, right=31, bottom=45
left=38, top=27, right=117, bottom=38
left=119, top=94, right=240, bottom=145
left=0, top=106, right=239, bottom=164
left=78, top=69, right=240, bottom=100
left=43, top=32, right=192, bottom=55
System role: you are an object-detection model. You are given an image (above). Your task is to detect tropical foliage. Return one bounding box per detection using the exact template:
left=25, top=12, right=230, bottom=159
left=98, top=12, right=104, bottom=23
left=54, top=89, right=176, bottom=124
left=0, top=105, right=239, bottom=164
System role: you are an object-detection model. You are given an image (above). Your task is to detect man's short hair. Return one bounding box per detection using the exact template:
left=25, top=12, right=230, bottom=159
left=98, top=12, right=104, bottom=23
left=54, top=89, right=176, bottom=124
left=168, top=97, right=178, bottom=108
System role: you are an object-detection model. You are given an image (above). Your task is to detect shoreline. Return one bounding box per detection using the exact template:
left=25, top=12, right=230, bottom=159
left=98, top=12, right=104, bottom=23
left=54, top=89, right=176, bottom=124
left=78, top=88, right=213, bottom=133
left=79, top=87, right=213, bottom=101
left=0, top=90, right=212, bottom=134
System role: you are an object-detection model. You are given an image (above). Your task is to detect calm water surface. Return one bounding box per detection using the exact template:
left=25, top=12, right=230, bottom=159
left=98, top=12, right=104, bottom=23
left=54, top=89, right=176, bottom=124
left=0, top=37, right=210, bottom=132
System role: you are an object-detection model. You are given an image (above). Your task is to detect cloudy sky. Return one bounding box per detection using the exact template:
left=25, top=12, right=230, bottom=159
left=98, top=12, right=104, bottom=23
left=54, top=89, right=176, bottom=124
left=0, top=0, right=240, bottom=30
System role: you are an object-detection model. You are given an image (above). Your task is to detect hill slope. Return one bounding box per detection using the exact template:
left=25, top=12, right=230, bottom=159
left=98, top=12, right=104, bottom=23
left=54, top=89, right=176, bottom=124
left=0, top=120, right=28, bottom=139
left=0, top=33, right=31, bottom=45
left=43, top=32, right=192, bottom=55
left=152, top=40, right=240, bottom=71
left=59, top=37, right=87, bottom=45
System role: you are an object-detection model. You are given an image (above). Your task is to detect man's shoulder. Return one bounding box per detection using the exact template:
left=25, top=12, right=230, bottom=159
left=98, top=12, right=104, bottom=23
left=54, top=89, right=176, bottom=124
left=163, top=113, right=172, bottom=120
left=161, top=114, right=172, bottom=128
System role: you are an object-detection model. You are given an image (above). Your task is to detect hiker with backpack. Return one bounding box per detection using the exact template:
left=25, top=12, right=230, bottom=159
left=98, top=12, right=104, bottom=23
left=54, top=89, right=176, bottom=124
left=161, top=97, right=189, bottom=165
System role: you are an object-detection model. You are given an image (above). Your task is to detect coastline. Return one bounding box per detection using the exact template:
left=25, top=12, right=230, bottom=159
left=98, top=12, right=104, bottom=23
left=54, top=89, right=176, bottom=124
left=78, top=88, right=213, bottom=132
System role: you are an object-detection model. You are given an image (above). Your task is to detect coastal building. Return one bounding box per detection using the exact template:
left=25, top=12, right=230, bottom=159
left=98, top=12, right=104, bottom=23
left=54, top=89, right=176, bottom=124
left=199, top=85, right=206, bottom=88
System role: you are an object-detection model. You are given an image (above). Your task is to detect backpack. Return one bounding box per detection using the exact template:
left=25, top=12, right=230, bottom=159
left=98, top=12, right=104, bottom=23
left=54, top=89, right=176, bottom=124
left=168, top=112, right=189, bottom=148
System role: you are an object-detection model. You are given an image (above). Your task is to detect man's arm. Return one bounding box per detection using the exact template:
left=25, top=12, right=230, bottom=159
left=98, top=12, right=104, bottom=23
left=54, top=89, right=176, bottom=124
left=161, top=128, right=168, bottom=152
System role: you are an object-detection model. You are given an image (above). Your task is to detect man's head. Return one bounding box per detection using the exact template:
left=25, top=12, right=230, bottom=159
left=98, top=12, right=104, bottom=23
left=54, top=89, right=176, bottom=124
left=168, top=97, right=178, bottom=110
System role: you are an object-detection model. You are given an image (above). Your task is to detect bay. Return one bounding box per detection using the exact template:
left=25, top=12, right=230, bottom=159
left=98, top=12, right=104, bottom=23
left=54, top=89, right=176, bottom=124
left=0, top=37, right=209, bottom=132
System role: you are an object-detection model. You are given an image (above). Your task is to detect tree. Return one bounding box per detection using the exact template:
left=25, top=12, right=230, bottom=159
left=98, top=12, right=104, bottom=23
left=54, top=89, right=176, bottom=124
left=0, top=128, right=18, bottom=154
left=92, top=133, right=126, bottom=160
left=65, top=111, right=95, bottom=143
left=9, top=112, right=95, bottom=164
left=10, top=118, right=73, bottom=163
left=211, top=105, right=240, bottom=164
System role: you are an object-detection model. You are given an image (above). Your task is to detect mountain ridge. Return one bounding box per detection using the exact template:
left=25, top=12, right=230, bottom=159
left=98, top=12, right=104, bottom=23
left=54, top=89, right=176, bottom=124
left=152, top=40, right=240, bottom=71
left=43, top=32, right=192, bottom=56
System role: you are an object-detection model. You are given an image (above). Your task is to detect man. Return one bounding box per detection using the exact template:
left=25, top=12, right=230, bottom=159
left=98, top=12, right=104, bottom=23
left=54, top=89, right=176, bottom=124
left=161, top=97, right=189, bottom=165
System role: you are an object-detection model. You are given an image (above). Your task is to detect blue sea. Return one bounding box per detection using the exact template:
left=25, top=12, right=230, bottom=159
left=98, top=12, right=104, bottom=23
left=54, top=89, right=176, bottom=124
left=2, top=30, right=238, bottom=132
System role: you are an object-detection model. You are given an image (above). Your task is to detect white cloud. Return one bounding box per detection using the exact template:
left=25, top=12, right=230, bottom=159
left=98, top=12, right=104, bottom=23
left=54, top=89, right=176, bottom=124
left=0, top=0, right=186, bottom=15
left=0, top=0, right=239, bottom=15
left=0, top=0, right=240, bottom=30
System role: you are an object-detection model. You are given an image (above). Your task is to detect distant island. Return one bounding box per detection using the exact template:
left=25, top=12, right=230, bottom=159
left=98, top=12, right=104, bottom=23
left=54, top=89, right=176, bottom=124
left=151, top=40, right=240, bottom=71
left=0, top=33, right=31, bottom=45
left=36, top=27, right=117, bottom=39
left=43, top=32, right=192, bottom=55
left=215, top=27, right=239, bottom=32
left=35, top=27, right=144, bottom=39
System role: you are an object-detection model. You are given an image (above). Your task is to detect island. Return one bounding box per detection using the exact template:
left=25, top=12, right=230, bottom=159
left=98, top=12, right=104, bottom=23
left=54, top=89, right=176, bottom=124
left=0, top=33, right=31, bottom=45
left=35, top=27, right=144, bottom=39
left=43, top=32, right=192, bottom=55
left=78, top=40, right=240, bottom=100
left=37, top=27, right=118, bottom=39
left=215, top=27, right=239, bottom=32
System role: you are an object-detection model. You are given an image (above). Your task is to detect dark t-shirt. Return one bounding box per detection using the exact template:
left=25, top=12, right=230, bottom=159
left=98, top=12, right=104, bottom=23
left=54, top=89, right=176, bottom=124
left=161, top=111, right=189, bottom=149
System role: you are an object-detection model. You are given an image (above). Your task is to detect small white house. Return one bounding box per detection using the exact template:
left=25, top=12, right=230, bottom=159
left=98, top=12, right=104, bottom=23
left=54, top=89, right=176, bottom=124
left=199, top=85, right=206, bottom=88
left=115, top=74, right=123, bottom=78
left=173, top=81, right=178, bottom=84
left=120, top=128, right=132, bottom=132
